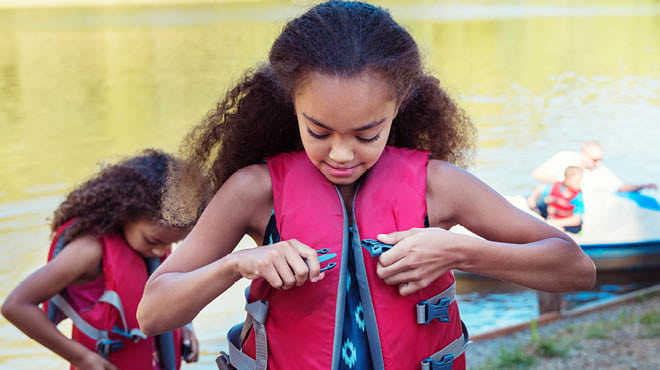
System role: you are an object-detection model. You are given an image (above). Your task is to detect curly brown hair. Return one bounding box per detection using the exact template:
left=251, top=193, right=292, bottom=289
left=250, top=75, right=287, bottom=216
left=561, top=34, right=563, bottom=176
left=180, top=0, right=475, bottom=197
left=51, top=149, right=207, bottom=243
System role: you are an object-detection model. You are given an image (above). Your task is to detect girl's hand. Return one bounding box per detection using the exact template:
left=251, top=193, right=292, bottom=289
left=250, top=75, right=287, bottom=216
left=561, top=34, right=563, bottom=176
left=181, top=324, right=199, bottom=363
left=72, top=350, right=117, bottom=370
left=375, top=228, right=467, bottom=296
left=231, top=239, right=325, bottom=290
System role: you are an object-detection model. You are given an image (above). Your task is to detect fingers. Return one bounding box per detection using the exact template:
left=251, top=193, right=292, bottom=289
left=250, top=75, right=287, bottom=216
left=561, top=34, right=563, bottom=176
left=242, top=239, right=325, bottom=290
left=376, top=228, right=418, bottom=245
left=283, top=240, right=319, bottom=286
left=376, top=228, right=423, bottom=267
left=398, top=280, right=428, bottom=296
left=183, top=327, right=200, bottom=363
left=380, top=268, right=422, bottom=286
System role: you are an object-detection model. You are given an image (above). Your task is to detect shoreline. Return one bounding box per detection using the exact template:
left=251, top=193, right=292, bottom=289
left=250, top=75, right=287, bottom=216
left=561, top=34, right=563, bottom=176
left=467, top=284, right=660, bottom=369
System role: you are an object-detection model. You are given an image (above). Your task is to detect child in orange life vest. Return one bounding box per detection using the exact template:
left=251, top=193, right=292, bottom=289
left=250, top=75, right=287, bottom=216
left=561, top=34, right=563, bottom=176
left=528, top=166, right=584, bottom=233
left=138, top=2, right=596, bottom=369
left=1, top=149, right=208, bottom=370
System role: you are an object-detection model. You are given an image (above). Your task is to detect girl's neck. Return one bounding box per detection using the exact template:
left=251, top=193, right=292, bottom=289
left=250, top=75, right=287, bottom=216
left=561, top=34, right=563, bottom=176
left=338, top=183, right=358, bottom=224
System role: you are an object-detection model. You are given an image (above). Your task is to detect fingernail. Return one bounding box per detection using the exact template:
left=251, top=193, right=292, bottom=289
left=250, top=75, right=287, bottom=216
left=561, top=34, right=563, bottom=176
left=183, top=339, right=191, bottom=346
left=310, top=276, right=318, bottom=282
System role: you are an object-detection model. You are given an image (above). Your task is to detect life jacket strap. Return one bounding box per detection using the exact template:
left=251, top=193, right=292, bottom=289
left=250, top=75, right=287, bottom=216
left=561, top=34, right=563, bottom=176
left=225, top=300, right=269, bottom=370
left=49, top=290, right=146, bottom=355
left=416, top=283, right=455, bottom=324
left=50, top=294, right=104, bottom=341
left=420, top=326, right=468, bottom=370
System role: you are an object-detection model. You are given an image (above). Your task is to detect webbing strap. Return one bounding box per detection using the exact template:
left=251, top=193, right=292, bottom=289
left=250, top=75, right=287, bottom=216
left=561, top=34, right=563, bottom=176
left=50, top=294, right=102, bottom=340
left=99, top=290, right=148, bottom=340
left=226, top=300, right=269, bottom=370
left=98, top=290, right=128, bottom=330
left=227, top=324, right=257, bottom=370
left=416, top=283, right=456, bottom=324
left=420, top=332, right=468, bottom=370
left=246, top=301, right=268, bottom=370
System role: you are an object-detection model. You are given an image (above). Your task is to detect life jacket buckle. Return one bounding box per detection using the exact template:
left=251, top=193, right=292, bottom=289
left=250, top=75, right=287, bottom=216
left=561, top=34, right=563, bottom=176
left=416, top=297, right=451, bottom=324
left=316, top=248, right=337, bottom=272
left=422, top=354, right=454, bottom=370
left=361, top=239, right=392, bottom=257
left=111, top=326, right=144, bottom=342
left=96, top=338, right=123, bottom=359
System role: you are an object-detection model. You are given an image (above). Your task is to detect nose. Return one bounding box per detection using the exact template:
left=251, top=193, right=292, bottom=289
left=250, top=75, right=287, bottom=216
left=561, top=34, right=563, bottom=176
left=152, top=244, right=171, bottom=257
left=328, top=139, right=354, bottom=164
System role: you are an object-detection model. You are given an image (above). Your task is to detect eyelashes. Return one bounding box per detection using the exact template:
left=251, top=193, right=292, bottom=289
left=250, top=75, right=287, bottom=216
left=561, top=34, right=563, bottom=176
left=307, top=128, right=329, bottom=139
left=357, top=134, right=380, bottom=143
left=306, top=128, right=380, bottom=143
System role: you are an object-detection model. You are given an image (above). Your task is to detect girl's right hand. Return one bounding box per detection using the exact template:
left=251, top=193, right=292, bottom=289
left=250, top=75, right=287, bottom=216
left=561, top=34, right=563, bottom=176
left=73, top=350, right=117, bottom=370
left=231, top=239, right=325, bottom=290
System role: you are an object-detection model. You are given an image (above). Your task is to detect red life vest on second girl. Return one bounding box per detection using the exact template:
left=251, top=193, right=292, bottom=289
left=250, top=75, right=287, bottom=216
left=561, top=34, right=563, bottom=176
left=235, top=147, right=467, bottom=370
left=42, top=220, right=182, bottom=370
left=546, top=182, right=580, bottom=219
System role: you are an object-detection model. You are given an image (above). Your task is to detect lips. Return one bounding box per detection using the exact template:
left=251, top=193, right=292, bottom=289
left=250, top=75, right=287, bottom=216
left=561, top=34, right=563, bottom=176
left=325, top=163, right=359, bottom=177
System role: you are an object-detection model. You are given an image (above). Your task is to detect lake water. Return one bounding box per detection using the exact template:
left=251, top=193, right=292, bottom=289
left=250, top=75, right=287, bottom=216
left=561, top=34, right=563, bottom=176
left=1, top=1, right=659, bottom=368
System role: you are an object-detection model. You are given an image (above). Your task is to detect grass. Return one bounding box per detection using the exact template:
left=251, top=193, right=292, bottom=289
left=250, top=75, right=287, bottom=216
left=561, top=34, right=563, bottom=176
left=532, top=338, right=569, bottom=358
left=639, top=310, right=660, bottom=325
left=476, top=346, right=537, bottom=370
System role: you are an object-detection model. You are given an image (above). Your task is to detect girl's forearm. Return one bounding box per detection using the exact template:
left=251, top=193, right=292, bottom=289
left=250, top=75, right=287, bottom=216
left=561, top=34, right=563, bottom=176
left=455, top=236, right=595, bottom=292
left=1, top=301, right=91, bottom=364
left=138, top=254, right=241, bottom=336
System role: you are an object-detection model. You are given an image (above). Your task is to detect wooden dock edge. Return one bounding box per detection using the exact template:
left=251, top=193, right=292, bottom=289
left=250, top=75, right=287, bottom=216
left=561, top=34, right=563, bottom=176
left=470, top=283, right=660, bottom=342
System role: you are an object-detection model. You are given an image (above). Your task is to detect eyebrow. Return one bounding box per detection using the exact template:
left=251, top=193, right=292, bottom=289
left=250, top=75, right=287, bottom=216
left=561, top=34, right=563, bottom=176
left=302, top=112, right=386, bottom=132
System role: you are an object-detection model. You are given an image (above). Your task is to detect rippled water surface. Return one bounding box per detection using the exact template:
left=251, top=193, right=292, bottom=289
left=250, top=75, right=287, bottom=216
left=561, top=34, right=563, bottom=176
left=1, top=1, right=659, bottom=368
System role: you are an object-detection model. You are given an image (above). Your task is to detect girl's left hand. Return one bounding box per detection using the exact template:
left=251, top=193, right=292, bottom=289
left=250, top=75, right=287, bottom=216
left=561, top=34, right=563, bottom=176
left=375, top=227, right=468, bottom=296
left=181, top=324, right=199, bottom=363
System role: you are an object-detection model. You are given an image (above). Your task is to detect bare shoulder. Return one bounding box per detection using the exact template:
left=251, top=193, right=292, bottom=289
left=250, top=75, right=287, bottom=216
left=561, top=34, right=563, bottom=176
left=426, top=160, right=478, bottom=227
left=221, top=163, right=273, bottom=213
left=225, top=163, right=272, bottom=198
left=426, top=159, right=480, bottom=197
left=202, top=163, right=273, bottom=241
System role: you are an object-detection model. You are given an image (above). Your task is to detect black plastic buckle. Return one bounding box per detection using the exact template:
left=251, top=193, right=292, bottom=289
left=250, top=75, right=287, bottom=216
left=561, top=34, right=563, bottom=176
left=361, top=239, right=392, bottom=257
left=417, top=297, right=451, bottom=324
left=422, top=354, right=454, bottom=370
left=215, top=351, right=237, bottom=370
left=96, top=339, right=123, bottom=359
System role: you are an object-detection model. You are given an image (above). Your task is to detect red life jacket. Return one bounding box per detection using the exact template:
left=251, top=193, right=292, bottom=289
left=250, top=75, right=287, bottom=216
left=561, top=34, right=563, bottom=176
left=43, top=220, right=182, bottom=370
left=233, top=147, right=467, bottom=370
left=546, top=182, right=580, bottom=219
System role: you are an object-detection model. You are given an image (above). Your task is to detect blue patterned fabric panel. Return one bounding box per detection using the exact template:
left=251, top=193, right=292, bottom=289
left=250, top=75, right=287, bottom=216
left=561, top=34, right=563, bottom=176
left=339, top=227, right=373, bottom=369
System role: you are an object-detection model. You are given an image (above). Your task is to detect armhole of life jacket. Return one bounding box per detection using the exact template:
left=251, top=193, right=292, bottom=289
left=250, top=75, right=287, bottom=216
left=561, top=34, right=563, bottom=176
left=262, top=211, right=280, bottom=246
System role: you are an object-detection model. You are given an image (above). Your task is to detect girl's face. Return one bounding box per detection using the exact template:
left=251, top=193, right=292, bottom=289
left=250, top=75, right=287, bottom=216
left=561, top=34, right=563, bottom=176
left=122, top=217, right=189, bottom=258
left=293, top=71, right=398, bottom=186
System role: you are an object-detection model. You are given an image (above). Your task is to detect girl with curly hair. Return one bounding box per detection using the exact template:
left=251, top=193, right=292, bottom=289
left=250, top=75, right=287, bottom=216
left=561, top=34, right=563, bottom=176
left=2, top=149, right=205, bottom=370
left=139, top=2, right=595, bottom=369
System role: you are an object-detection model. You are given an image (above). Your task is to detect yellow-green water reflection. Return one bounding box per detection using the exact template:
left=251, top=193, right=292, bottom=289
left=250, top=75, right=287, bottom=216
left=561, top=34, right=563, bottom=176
left=0, top=2, right=658, bottom=368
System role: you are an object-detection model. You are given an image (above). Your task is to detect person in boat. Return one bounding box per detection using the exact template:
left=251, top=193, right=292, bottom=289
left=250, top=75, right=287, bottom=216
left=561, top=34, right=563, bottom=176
left=532, top=140, right=657, bottom=194
left=528, top=166, right=584, bottom=233
left=1, top=149, right=206, bottom=370
left=137, top=2, right=596, bottom=369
